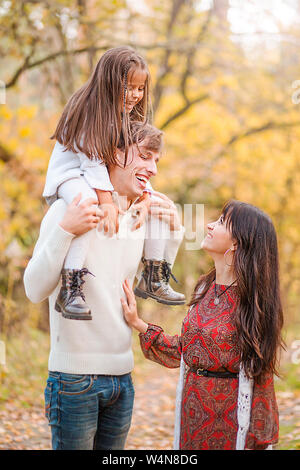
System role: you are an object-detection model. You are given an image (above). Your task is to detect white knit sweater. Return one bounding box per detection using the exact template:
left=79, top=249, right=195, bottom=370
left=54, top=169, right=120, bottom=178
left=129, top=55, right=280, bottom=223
left=24, top=197, right=184, bottom=375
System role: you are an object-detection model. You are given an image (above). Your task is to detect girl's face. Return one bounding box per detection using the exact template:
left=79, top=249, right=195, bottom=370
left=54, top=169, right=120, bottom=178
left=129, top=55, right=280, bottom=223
left=124, top=67, right=147, bottom=113
left=201, top=214, right=236, bottom=255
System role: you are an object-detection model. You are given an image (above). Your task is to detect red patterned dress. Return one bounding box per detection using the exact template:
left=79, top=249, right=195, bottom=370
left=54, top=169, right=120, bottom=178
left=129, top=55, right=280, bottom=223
left=139, top=283, right=279, bottom=450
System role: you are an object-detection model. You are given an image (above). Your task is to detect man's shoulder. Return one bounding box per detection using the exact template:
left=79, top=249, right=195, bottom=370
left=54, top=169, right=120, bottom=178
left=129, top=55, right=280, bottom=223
left=41, top=199, right=67, bottom=226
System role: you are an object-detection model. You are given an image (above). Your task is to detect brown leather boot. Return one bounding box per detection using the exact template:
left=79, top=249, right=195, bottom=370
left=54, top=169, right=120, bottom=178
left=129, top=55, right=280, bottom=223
left=134, top=258, right=185, bottom=305
left=55, top=268, right=94, bottom=320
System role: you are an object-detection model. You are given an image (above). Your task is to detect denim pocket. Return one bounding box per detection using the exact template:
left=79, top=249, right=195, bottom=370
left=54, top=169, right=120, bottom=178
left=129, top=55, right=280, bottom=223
left=44, top=381, right=53, bottom=422
left=59, top=374, right=94, bottom=396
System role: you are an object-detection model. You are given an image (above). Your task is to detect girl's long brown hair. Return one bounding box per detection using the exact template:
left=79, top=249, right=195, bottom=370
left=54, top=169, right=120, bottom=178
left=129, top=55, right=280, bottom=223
left=51, top=46, right=151, bottom=167
left=189, top=200, right=285, bottom=383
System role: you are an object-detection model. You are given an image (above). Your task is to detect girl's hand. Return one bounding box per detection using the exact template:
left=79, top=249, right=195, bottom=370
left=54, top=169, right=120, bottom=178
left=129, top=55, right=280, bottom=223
left=98, top=202, right=121, bottom=237
left=121, top=279, right=148, bottom=333
left=95, top=189, right=125, bottom=237
left=59, top=193, right=103, bottom=236
left=149, top=191, right=181, bottom=231
left=131, top=192, right=151, bottom=231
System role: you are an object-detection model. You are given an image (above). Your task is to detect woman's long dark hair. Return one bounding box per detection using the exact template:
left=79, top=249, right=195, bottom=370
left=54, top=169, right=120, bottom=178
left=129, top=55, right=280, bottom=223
left=189, top=200, right=285, bottom=383
left=51, top=46, right=151, bottom=167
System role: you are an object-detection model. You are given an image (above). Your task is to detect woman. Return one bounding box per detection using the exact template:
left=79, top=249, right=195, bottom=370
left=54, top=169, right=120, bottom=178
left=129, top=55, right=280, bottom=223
left=121, top=200, right=284, bottom=450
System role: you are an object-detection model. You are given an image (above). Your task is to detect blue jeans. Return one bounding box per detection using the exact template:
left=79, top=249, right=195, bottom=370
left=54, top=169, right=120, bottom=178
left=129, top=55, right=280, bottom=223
left=44, top=371, right=135, bottom=450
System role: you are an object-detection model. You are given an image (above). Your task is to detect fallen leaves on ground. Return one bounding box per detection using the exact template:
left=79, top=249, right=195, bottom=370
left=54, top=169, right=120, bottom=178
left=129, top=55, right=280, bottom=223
left=0, top=363, right=299, bottom=450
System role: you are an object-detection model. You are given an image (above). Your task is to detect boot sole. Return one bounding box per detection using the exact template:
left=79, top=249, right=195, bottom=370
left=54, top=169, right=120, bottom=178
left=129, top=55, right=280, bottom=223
left=134, top=287, right=186, bottom=305
left=55, top=302, right=93, bottom=321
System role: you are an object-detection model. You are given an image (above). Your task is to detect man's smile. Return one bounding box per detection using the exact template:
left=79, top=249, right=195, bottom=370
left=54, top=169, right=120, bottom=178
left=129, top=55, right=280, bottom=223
left=135, top=173, right=149, bottom=189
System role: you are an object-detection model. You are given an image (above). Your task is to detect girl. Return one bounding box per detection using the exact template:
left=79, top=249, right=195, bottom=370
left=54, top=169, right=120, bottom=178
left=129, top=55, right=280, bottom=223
left=121, top=200, right=284, bottom=450
left=43, top=46, right=185, bottom=321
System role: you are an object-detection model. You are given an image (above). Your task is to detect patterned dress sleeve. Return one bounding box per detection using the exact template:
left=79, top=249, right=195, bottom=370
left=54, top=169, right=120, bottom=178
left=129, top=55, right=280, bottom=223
left=246, top=373, right=279, bottom=449
left=139, top=323, right=182, bottom=368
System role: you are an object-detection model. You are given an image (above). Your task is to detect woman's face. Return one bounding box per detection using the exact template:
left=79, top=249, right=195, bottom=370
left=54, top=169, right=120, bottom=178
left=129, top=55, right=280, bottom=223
left=123, top=67, right=147, bottom=113
left=201, top=213, right=235, bottom=255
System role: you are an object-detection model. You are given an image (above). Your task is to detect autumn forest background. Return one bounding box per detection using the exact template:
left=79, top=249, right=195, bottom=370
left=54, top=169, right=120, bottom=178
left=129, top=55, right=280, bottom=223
left=0, top=0, right=299, bottom=449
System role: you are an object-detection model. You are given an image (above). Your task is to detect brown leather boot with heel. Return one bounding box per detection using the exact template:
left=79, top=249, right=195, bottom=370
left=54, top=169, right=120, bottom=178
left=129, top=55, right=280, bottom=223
left=55, top=268, right=94, bottom=320
left=134, top=258, right=185, bottom=305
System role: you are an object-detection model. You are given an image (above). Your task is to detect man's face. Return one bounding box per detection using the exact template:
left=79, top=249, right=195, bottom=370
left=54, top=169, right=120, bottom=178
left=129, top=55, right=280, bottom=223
left=109, top=139, right=159, bottom=202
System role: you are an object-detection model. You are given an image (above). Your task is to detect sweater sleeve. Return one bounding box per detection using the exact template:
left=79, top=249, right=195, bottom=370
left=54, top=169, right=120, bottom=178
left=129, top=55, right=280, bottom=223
left=23, top=202, right=75, bottom=303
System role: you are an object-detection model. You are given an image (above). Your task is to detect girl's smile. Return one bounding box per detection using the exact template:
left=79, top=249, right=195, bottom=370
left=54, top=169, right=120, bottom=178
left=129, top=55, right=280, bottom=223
left=125, top=68, right=147, bottom=112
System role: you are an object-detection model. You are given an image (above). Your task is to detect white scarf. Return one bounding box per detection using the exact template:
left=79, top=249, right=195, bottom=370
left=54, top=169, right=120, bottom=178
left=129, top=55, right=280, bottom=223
left=173, top=356, right=254, bottom=450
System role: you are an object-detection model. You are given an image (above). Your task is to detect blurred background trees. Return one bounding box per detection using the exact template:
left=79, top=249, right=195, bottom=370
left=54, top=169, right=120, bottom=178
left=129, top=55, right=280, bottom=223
left=0, top=0, right=300, bottom=336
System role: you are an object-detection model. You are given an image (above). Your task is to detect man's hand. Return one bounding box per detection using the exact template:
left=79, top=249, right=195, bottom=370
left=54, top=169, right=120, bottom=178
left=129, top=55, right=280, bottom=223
left=149, top=191, right=181, bottom=231
left=59, top=193, right=103, bottom=236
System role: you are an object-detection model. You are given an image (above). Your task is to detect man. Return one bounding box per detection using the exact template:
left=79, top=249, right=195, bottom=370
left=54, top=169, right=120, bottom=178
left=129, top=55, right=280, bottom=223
left=23, top=122, right=184, bottom=450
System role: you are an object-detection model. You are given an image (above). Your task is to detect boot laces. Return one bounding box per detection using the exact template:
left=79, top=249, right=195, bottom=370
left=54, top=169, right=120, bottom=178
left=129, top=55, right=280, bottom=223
left=140, top=258, right=178, bottom=285
left=161, top=261, right=178, bottom=284
left=69, top=269, right=94, bottom=302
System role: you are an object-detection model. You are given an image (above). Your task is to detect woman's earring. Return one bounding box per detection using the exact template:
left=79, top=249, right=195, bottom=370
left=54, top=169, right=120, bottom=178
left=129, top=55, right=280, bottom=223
left=224, top=248, right=233, bottom=266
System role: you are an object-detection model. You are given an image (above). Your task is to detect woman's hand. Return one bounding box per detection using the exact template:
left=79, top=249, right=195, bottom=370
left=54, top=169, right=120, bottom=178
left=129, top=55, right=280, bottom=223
left=149, top=191, right=181, bottom=231
left=121, top=279, right=148, bottom=333
left=59, top=193, right=103, bottom=236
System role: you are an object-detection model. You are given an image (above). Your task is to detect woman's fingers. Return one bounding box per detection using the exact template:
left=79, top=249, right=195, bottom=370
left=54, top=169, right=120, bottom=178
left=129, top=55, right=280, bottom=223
left=122, top=281, right=129, bottom=301
left=120, top=296, right=129, bottom=311
left=123, top=279, right=135, bottom=304
left=122, top=279, right=131, bottom=298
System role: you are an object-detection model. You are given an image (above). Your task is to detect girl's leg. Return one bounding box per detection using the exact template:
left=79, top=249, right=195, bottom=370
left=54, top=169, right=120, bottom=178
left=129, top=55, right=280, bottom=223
left=135, top=194, right=185, bottom=305
left=144, top=200, right=169, bottom=260
left=55, top=177, right=97, bottom=320
left=58, top=177, right=97, bottom=270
